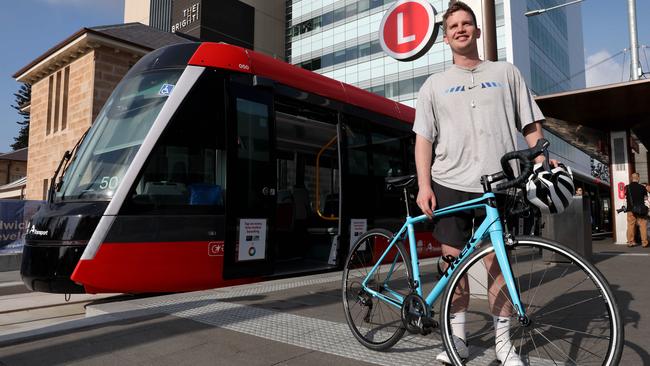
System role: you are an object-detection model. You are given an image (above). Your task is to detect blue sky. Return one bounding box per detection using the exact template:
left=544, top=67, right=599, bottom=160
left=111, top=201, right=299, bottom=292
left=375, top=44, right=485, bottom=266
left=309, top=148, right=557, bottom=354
left=1, top=0, right=649, bottom=153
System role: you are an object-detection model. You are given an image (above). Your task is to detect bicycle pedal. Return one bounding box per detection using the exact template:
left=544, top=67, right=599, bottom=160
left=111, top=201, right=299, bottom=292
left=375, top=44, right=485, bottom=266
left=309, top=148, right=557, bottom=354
left=420, top=317, right=438, bottom=335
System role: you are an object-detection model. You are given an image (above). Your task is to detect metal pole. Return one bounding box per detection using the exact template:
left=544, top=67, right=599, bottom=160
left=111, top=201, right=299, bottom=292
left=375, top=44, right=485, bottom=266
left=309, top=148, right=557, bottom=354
left=482, top=0, right=497, bottom=61
left=628, top=0, right=641, bottom=80
left=524, top=0, right=583, bottom=17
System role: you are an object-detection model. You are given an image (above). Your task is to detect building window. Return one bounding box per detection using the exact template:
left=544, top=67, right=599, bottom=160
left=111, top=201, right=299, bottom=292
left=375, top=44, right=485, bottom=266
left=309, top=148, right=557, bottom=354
left=54, top=70, right=61, bottom=133
left=46, top=67, right=70, bottom=136
left=42, top=179, right=49, bottom=200
left=62, top=66, right=70, bottom=130
left=46, top=76, right=53, bottom=135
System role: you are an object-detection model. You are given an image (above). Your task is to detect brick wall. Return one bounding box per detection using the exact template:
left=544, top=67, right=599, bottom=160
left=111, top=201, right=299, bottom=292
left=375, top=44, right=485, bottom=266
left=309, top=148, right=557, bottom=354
left=25, top=46, right=140, bottom=200
left=92, top=47, right=135, bottom=119
left=26, top=52, right=95, bottom=200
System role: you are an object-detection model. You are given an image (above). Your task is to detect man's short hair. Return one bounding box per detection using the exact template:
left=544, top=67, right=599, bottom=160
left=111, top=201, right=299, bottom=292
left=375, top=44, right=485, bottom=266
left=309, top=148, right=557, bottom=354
left=632, top=172, right=641, bottom=182
left=443, top=1, right=478, bottom=34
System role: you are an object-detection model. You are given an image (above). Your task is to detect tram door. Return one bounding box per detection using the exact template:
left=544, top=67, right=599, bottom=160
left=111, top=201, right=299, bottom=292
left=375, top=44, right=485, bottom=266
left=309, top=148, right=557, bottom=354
left=223, top=80, right=276, bottom=279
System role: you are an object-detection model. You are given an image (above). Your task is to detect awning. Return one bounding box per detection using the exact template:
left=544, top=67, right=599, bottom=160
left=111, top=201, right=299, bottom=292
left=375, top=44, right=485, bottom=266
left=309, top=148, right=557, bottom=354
left=535, top=78, right=650, bottom=163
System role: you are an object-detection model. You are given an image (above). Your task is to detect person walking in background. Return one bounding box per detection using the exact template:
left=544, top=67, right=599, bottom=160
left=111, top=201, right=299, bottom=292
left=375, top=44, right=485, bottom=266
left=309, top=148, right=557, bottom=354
left=643, top=183, right=650, bottom=238
left=625, top=173, right=648, bottom=247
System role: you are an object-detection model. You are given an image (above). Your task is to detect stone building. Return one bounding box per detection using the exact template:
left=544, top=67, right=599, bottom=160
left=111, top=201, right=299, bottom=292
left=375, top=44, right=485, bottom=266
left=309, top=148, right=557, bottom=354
left=13, top=23, right=190, bottom=200
left=0, top=149, right=28, bottom=199
left=0, top=148, right=27, bottom=186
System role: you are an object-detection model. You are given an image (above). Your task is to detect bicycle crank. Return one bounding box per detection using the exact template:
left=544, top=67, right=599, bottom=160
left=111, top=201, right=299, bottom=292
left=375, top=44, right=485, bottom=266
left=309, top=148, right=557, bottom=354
left=401, top=293, right=437, bottom=335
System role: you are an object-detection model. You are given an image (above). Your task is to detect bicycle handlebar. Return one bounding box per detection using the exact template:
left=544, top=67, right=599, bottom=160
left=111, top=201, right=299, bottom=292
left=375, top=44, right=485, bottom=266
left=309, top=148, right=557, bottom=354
left=494, top=138, right=550, bottom=191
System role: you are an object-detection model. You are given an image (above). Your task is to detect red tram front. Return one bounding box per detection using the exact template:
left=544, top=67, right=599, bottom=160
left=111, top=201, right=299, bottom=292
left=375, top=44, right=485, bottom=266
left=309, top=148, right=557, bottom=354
left=21, top=42, right=439, bottom=294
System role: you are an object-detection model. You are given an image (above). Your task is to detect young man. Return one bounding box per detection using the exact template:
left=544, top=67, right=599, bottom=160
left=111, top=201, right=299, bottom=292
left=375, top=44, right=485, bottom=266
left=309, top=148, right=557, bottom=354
left=413, top=2, right=548, bottom=365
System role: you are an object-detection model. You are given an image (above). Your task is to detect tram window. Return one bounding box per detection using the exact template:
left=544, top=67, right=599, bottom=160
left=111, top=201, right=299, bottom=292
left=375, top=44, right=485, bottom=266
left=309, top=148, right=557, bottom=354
left=371, top=132, right=405, bottom=177
left=344, top=122, right=370, bottom=176
left=274, top=103, right=340, bottom=223
left=344, top=116, right=412, bottom=228
left=122, top=70, right=226, bottom=214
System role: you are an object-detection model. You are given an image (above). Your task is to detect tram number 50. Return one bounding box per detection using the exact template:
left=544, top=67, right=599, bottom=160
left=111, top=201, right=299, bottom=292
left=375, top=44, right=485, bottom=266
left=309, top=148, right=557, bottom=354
left=99, top=176, right=119, bottom=190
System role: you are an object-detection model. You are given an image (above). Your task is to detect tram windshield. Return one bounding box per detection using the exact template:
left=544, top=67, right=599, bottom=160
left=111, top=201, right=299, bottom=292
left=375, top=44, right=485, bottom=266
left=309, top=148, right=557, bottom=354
left=56, top=68, right=184, bottom=201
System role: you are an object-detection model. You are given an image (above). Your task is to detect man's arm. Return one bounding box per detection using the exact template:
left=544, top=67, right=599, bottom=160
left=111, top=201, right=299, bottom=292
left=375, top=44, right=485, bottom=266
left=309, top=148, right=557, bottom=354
left=415, top=135, right=435, bottom=217
left=522, top=121, right=555, bottom=165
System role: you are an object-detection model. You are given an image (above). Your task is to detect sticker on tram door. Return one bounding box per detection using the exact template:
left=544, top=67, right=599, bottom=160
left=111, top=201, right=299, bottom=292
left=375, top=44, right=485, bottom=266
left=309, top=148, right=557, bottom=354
left=208, top=241, right=224, bottom=256
left=238, top=219, right=267, bottom=261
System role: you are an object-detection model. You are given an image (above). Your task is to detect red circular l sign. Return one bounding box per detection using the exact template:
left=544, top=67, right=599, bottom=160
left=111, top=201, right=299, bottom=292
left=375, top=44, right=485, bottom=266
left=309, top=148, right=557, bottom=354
left=379, top=0, right=438, bottom=61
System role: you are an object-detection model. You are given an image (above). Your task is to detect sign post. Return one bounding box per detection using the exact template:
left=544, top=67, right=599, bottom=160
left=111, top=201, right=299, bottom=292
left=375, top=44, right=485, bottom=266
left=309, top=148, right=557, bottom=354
left=379, top=0, right=442, bottom=61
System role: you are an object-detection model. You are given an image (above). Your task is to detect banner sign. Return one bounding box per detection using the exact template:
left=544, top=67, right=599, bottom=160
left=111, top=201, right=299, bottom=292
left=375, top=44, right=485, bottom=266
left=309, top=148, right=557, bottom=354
left=0, top=200, right=44, bottom=254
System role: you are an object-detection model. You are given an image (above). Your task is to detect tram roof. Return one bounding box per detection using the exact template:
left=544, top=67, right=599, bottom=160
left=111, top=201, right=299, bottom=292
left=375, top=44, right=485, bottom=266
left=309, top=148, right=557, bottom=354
left=188, top=43, right=415, bottom=124
left=535, top=78, right=650, bottom=162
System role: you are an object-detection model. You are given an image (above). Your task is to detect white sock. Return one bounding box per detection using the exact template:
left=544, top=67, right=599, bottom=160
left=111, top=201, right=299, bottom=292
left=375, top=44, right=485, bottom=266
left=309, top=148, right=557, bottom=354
left=450, top=312, right=466, bottom=342
left=493, top=315, right=513, bottom=356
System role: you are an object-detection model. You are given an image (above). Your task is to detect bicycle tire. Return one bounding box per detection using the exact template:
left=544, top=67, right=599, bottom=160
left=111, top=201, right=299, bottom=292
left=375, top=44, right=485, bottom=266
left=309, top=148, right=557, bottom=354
left=439, top=236, right=623, bottom=365
left=342, top=228, right=412, bottom=351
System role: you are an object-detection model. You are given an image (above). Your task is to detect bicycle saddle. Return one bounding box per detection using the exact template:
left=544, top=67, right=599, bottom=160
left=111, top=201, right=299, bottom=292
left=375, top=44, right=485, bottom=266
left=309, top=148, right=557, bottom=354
left=385, top=175, right=416, bottom=189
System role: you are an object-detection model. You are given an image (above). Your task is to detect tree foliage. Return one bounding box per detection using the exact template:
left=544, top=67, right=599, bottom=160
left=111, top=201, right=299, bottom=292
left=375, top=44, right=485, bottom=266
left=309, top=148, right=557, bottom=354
left=11, top=83, right=31, bottom=150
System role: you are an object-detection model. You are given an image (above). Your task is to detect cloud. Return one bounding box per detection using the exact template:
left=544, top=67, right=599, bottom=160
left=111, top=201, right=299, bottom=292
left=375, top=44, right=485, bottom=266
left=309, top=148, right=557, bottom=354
left=585, top=50, right=626, bottom=87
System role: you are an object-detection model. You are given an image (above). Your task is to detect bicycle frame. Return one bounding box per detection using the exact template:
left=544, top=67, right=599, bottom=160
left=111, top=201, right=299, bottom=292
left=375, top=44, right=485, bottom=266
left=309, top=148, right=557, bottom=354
left=361, top=191, right=526, bottom=318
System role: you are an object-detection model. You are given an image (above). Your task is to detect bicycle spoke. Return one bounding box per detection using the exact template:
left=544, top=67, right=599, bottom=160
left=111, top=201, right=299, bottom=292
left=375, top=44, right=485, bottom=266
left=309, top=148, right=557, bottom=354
left=481, top=259, right=520, bottom=315
left=530, top=275, right=591, bottom=317
left=525, top=247, right=536, bottom=307
left=535, top=321, right=611, bottom=340
left=537, top=323, right=606, bottom=361
left=517, top=326, right=525, bottom=362
left=454, top=257, right=519, bottom=317
left=526, top=264, right=549, bottom=315
left=534, top=294, right=604, bottom=320
left=533, top=327, right=579, bottom=364
left=528, top=329, right=546, bottom=364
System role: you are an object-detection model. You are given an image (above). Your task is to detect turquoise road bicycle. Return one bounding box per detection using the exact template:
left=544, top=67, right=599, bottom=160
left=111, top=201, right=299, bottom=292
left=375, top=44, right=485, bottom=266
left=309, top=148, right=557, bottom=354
left=342, top=139, right=623, bottom=365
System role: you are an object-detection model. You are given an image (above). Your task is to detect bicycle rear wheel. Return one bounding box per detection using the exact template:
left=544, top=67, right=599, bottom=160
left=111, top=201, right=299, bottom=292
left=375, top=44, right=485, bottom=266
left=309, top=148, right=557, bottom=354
left=342, top=228, right=412, bottom=351
left=440, top=236, right=623, bottom=365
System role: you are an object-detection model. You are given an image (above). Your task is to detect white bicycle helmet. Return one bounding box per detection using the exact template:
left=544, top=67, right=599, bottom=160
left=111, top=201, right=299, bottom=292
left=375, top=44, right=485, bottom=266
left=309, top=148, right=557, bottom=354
left=525, top=162, right=575, bottom=214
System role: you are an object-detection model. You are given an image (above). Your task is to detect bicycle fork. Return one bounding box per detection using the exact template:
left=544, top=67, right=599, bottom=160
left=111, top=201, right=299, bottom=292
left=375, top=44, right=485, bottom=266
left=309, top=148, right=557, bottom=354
left=488, top=218, right=528, bottom=322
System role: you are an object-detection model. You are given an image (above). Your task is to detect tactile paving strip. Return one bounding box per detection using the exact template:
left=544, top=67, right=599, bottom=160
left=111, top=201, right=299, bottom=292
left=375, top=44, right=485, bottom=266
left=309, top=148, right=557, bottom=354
left=137, top=270, right=559, bottom=365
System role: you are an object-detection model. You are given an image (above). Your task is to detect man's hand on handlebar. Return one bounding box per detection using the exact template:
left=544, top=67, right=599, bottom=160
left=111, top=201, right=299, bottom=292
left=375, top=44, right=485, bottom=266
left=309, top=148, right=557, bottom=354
left=534, top=155, right=559, bottom=167
left=417, top=185, right=436, bottom=218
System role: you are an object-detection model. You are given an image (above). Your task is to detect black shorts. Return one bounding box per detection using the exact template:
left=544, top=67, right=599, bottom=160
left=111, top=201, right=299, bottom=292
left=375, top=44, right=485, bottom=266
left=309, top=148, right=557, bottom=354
left=432, top=180, right=483, bottom=249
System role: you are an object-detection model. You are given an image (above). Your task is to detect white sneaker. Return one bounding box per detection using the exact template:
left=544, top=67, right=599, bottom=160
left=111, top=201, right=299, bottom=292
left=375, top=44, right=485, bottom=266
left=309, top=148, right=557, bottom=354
left=495, top=341, right=524, bottom=366
left=436, top=335, right=468, bottom=364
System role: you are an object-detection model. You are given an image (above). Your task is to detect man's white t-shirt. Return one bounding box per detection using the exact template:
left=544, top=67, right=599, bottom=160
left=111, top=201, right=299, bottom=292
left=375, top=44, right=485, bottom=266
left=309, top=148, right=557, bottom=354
left=413, top=61, right=545, bottom=193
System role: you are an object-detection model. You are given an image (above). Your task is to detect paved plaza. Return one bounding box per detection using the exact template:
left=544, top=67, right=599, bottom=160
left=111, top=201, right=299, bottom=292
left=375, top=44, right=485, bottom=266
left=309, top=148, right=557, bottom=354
left=0, top=237, right=648, bottom=365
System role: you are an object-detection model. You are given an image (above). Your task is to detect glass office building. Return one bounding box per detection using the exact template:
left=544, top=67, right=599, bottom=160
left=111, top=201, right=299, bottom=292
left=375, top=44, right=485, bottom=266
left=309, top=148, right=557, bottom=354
left=286, top=0, right=585, bottom=106
left=286, top=0, right=591, bottom=173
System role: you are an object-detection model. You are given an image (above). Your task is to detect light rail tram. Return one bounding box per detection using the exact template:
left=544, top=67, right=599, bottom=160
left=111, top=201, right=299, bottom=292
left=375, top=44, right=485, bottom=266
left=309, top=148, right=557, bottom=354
left=21, top=42, right=441, bottom=294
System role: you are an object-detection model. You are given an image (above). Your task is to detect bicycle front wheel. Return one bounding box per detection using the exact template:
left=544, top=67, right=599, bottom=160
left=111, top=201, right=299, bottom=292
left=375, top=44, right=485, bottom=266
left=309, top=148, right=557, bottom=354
left=440, top=236, right=623, bottom=365
left=342, top=228, right=412, bottom=351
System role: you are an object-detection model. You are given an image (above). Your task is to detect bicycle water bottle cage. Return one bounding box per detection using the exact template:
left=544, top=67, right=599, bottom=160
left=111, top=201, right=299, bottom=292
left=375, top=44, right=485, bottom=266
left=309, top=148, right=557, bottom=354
left=437, top=254, right=457, bottom=277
